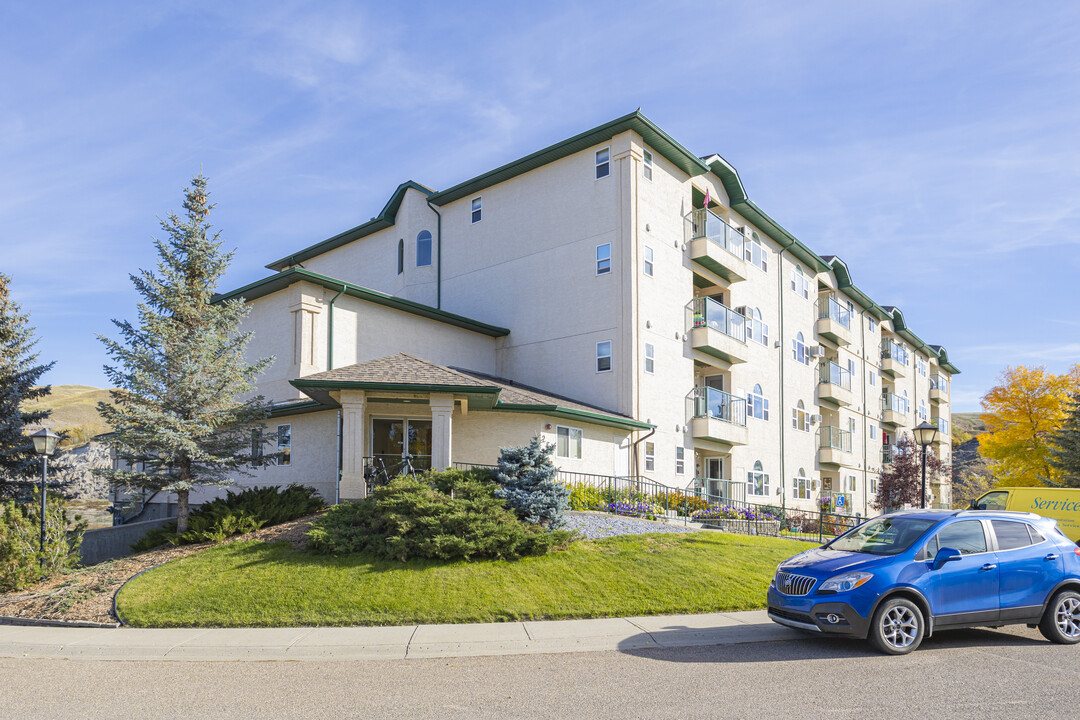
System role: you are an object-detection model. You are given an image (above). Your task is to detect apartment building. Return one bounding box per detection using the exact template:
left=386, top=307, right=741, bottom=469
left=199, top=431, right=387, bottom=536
left=203, top=111, right=957, bottom=516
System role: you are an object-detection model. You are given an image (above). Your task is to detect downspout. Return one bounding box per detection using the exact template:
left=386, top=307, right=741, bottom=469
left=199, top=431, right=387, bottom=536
left=427, top=200, right=443, bottom=309
left=327, top=284, right=346, bottom=370
left=335, top=410, right=343, bottom=505
left=861, top=309, right=869, bottom=517
left=777, top=246, right=787, bottom=520
left=631, top=426, right=656, bottom=478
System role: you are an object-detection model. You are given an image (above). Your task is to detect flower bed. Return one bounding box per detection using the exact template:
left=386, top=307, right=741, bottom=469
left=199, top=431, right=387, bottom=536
left=690, top=505, right=776, bottom=522
left=697, top=517, right=782, bottom=536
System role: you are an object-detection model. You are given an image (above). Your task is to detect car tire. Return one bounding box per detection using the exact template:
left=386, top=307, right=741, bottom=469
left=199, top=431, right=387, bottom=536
left=1038, top=590, right=1080, bottom=645
left=869, top=598, right=925, bottom=655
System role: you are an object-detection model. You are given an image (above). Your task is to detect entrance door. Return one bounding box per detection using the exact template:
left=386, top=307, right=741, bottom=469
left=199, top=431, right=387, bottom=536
left=372, top=418, right=433, bottom=472
left=705, top=457, right=723, bottom=500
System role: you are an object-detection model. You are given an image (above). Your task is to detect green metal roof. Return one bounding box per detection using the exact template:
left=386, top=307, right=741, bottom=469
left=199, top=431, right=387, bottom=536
left=213, top=267, right=511, bottom=338
left=265, top=181, right=433, bottom=271
left=427, top=110, right=710, bottom=206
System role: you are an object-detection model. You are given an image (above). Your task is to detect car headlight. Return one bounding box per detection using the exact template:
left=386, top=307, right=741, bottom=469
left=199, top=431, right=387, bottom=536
left=771, top=563, right=784, bottom=587
left=819, top=571, right=873, bottom=593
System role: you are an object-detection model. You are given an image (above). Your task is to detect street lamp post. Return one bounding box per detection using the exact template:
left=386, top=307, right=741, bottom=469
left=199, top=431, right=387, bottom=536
left=912, top=421, right=939, bottom=509
left=29, top=428, right=60, bottom=575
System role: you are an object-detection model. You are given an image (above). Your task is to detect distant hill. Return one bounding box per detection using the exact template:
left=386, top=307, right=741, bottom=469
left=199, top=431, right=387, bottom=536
left=951, top=412, right=985, bottom=438
left=23, top=385, right=114, bottom=446
left=950, top=412, right=992, bottom=508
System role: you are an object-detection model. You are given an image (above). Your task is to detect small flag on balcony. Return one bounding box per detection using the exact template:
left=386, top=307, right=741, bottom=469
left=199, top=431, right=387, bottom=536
left=703, top=187, right=710, bottom=208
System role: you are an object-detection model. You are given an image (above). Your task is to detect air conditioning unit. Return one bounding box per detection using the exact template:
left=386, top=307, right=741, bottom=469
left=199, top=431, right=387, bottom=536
left=810, top=346, right=827, bottom=358
left=811, top=414, right=822, bottom=424
left=735, top=305, right=750, bottom=317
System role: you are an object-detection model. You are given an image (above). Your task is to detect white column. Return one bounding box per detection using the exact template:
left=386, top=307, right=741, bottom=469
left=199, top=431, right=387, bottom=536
left=429, top=394, right=454, bottom=470
left=339, top=390, right=367, bottom=500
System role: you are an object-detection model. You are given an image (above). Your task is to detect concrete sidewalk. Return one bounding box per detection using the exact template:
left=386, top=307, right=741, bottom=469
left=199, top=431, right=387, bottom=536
left=0, top=610, right=802, bottom=661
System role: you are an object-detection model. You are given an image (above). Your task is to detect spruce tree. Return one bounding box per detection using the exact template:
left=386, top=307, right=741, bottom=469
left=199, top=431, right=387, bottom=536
left=1049, top=392, right=1080, bottom=487
left=97, top=175, right=272, bottom=533
left=0, top=273, right=55, bottom=500
left=495, top=436, right=569, bottom=529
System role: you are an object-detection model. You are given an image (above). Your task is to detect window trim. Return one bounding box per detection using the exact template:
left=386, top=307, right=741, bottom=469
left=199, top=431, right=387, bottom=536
left=748, top=383, right=769, bottom=421
left=555, top=425, right=583, bottom=459
left=748, top=460, right=770, bottom=497
left=595, top=147, right=610, bottom=180
left=643, top=245, right=654, bottom=277
left=675, top=446, right=685, bottom=475
left=644, top=342, right=655, bottom=374
left=471, top=196, right=482, bottom=224
left=644, top=441, right=655, bottom=472
left=596, top=340, right=612, bottom=373
left=416, top=230, right=433, bottom=267
left=596, top=243, right=611, bottom=276
left=642, top=148, right=653, bottom=181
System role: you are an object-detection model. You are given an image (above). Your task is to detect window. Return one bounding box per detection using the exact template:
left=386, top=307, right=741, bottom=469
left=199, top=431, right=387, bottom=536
left=644, top=343, right=655, bottom=374
left=870, top=476, right=879, bottom=494
left=869, top=319, right=877, bottom=334
left=748, top=460, right=770, bottom=496
left=595, top=148, right=610, bottom=179
left=792, top=400, right=810, bottom=432
left=643, top=245, right=654, bottom=276
left=919, top=400, right=927, bottom=421
left=596, top=340, right=612, bottom=372
left=849, top=418, right=856, bottom=436
left=397, top=239, right=404, bottom=275
left=471, top=196, right=482, bottom=223
left=642, top=149, right=653, bottom=181
left=416, top=230, right=432, bottom=267
left=644, top=441, right=655, bottom=471
left=556, top=425, right=583, bottom=459
left=747, top=384, right=769, bottom=421
left=749, top=307, right=769, bottom=346
left=251, top=428, right=263, bottom=465
left=847, top=359, right=856, bottom=377
left=869, top=370, right=877, bottom=387
left=596, top=243, right=611, bottom=275
left=276, top=424, right=291, bottom=466
left=930, top=520, right=987, bottom=556
left=675, top=446, right=685, bottom=475
left=846, top=474, right=856, bottom=492
left=745, top=233, right=767, bottom=272
left=917, top=356, right=928, bottom=377
left=790, top=264, right=810, bottom=299
left=793, top=468, right=810, bottom=499
left=992, top=520, right=1035, bottom=551
left=869, top=423, right=876, bottom=440
left=792, top=332, right=808, bottom=365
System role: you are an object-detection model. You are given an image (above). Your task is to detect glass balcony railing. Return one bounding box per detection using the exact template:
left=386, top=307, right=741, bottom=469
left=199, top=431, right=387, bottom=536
left=881, top=338, right=909, bottom=365
left=882, top=391, right=910, bottom=414
left=930, top=374, right=949, bottom=393
left=690, top=387, right=748, bottom=427
left=818, top=297, right=851, bottom=329
left=819, top=426, right=852, bottom=453
left=819, top=361, right=852, bottom=390
left=689, top=207, right=745, bottom=258
left=932, top=417, right=950, bottom=436
left=689, top=297, right=747, bottom=343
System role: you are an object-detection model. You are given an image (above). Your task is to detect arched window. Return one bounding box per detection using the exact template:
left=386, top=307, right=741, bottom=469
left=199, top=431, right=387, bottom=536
left=397, top=239, right=404, bottom=275
left=748, top=461, right=769, bottom=496
left=745, top=232, right=767, bottom=272
left=416, top=230, right=432, bottom=267
left=747, top=383, right=769, bottom=420
left=750, top=307, right=769, bottom=345
left=794, top=467, right=809, bottom=499
left=792, top=331, right=807, bottom=364
left=790, top=263, right=809, bottom=299
left=792, top=399, right=810, bottom=431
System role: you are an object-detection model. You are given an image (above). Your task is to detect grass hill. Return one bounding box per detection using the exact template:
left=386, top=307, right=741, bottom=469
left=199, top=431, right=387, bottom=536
left=951, top=412, right=985, bottom=438
left=23, top=385, right=114, bottom=446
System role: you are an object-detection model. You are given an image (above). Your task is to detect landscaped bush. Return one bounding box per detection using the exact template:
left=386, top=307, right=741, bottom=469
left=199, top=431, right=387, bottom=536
left=567, top=482, right=612, bottom=511
left=691, top=505, right=776, bottom=522
left=307, top=468, right=574, bottom=561
left=495, top=437, right=569, bottom=529
left=132, top=484, right=325, bottom=551
left=0, top=492, right=86, bottom=591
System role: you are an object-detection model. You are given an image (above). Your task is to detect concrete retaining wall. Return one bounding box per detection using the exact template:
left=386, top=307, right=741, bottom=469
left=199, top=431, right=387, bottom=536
left=77, top=517, right=174, bottom=566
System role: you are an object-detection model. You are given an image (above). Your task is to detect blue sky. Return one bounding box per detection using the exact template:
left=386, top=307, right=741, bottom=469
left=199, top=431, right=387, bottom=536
left=2, top=0, right=1078, bottom=412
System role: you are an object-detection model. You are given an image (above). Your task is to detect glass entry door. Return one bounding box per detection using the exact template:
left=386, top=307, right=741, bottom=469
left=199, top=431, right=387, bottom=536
left=372, top=418, right=433, bottom=472
left=705, top=457, right=723, bottom=499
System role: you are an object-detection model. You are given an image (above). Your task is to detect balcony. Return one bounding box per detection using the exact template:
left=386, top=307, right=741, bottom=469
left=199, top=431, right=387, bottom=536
left=687, top=297, right=748, bottom=364
left=816, top=297, right=853, bottom=346
left=930, top=374, right=949, bottom=404
left=818, top=361, right=853, bottom=406
left=881, top=338, right=909, bottom=378
left=818, top=426, right=852, bottom=466
left=882, top=446, right=895, bottom=465
left=881, top=391, right=909, bottom=426
left=689, top=387, right=748, bottom=446
left=931, top=417, right=951, bottom=444
left=687, top=208, right=749, bottom=283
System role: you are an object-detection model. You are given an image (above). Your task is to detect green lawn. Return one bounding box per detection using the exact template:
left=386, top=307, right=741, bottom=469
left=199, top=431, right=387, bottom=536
left=117, top=532, right=816, bottom=627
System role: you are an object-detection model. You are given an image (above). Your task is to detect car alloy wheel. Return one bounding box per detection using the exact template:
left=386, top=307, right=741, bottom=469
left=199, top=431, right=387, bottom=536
left=883, top=606, right=919, bottom=648
left=1039, top=590, right=1080, bottom=645
left=869, top=598, right=925, bottom=655
left=1056, top=597, right=1080, bottom=639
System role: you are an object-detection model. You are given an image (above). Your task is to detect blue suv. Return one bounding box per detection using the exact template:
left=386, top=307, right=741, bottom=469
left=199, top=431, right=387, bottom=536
left=767, top=509, right=1080, bottom=654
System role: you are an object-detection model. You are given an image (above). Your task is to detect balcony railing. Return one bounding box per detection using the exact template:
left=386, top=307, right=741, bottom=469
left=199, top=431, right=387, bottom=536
left=818, top=297, right=851, bottom=329
left=690, top=387, right=748, bottom=427
left=819, top=361, right=852, bottom=390
left=819, top=426, right=852, bottom=453
left=930, top=374, right=949, bottom=393
left=689, top=207, right=745, bottom=258
left=882, top=391, right=910, bottom=414
left=881, top=338, right=909, bottom=365
left=932, top=417, right=950, bottom=436
left=689, top=297, right=747, bottom=343
left=882, top=446, right=895, bottom=464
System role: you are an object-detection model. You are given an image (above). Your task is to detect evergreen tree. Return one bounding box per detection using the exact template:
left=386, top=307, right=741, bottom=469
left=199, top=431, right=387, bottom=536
left=1049, top=391, right=1080, bottom=487
left=872, top=434, right=947, bottom=511
left=0, top=273, right=55, bottom=499
left=495, top=436, right=569, bottom=529
left=97, top=175, right=272, bottom=533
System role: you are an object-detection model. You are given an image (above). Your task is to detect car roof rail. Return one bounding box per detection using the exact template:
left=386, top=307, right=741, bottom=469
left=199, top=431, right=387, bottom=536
left=954, top=509, right=1044, bottom=520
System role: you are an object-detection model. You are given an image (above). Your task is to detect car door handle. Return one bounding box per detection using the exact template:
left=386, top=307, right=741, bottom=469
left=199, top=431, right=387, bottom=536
left=980, top=564, right=997, bottom=571
left=1045, top=554, right=1059, bottom=561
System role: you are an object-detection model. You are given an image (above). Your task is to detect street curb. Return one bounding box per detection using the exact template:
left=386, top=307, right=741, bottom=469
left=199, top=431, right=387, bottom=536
left=112, top=562, right=166, bottom=626
left=0, top=615, right=120, bottom=629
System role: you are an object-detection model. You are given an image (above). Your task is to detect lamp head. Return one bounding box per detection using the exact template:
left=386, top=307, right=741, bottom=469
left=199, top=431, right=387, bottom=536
left=912, top=421, right=938, bottom=448
left=29, top=427, right=60, bottom=456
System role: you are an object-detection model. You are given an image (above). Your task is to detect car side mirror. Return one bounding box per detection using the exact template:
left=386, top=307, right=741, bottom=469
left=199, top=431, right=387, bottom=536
left=969, top=499, right=978, bottom=509
left=932, top=547, right=963, bottom=571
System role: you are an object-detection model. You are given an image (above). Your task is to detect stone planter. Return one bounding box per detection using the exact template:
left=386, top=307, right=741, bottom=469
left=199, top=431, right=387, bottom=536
left=698, top=518, right=781, bottom=536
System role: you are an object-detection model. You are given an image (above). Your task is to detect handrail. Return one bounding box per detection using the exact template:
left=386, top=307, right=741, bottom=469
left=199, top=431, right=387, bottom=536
left=689, top=386, right=748, bottom=426
left=818, top=361, right=852, bottom=390
left=687, top=297, right=747, bottom=342
left=688, top=207, right=745, bottom=257
left=819, top=426, right=852, bottom=452
left=817, top=297, right=851, bottom=329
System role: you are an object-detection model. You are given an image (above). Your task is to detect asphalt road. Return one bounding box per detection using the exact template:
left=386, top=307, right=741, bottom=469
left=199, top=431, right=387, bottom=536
left=3, top=625, right=1078, bottom=720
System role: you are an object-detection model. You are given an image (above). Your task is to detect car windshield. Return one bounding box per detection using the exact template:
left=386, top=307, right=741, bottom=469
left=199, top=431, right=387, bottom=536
left=826, top=516, right=938, bottom=555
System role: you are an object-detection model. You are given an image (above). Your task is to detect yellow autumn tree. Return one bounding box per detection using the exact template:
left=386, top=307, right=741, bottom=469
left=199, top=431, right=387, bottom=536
left=979, top=364, right=1080, bottom=487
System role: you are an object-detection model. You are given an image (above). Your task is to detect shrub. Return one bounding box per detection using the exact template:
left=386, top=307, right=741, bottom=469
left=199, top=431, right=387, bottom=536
left=0, top=492, right=86, bottom=591
left=691, top=505, right=776, bottom=522
left=307, top=468, right=574, bottom=561
left=567, top=482, right=611, bottom=511
left=132, top=484, right=325, bottom=551
left=496, top=436, right=569, bottom=529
